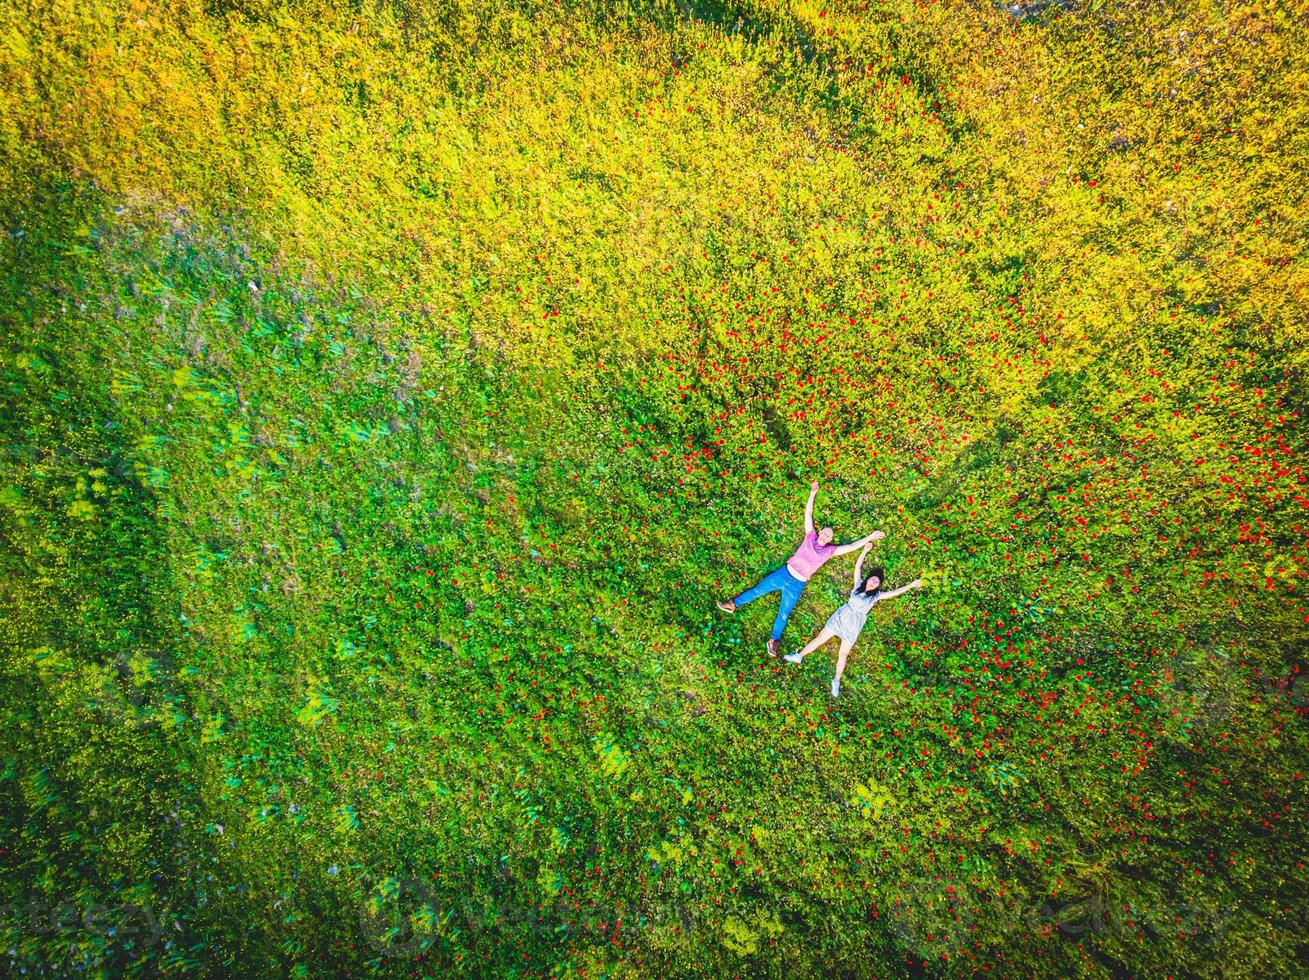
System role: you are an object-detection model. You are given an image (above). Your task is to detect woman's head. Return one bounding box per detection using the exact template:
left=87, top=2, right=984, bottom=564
left=860, top=566, right=884, bottom=595
left=817, top=526, right=834, bottom=545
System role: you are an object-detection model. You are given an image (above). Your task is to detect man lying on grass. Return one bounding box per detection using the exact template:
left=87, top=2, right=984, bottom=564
left=716, top=480, right=882, bottom=657
left=784, top=542, right=923, bottom=697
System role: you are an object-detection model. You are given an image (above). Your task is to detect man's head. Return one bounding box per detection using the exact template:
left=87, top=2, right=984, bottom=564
left=818, top=526, right=834, bottom=545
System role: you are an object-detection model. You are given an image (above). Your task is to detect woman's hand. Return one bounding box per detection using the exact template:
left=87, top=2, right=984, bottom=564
left=871, top=530, right=885, bottom=541
left=810, top=479, right=819, bottom=494
left=911, top=578, right=923, bottom=589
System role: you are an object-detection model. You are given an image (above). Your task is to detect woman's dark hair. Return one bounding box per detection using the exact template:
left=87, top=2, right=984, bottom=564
left=860, top=566, right=884, bottom=596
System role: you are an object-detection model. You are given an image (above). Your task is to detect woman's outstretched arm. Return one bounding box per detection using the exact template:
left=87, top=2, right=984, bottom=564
left=879, top=578, right=924, bottom=600
left=852, top=541, right=871, bottom=589
left=804, top=480, right=818, bottom=535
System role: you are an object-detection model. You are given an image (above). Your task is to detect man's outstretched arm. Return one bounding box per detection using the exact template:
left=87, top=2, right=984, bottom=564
left=804, top=480, right=818, bottom=535
left=832, top=529, right=884, bottom=557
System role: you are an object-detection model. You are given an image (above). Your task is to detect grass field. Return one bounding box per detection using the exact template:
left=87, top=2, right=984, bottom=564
left=2, top=0, right=1307, bottom=975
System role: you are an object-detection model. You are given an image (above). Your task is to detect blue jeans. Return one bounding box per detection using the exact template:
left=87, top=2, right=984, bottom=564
left=735, top=565, right=806, bottom=642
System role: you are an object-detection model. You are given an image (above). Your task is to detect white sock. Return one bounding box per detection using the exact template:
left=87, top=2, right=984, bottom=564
left=830, top=678, right=841, bottom=697
left=784, top=652, right=803, bottom=664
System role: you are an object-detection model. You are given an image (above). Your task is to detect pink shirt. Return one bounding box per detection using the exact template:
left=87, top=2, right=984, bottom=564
left=786, top=530, right=837, bottom=582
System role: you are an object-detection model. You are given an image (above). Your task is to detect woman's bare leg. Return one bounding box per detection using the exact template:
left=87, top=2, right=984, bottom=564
left=832, top=640, right=855, bottom=683
left=791, top=627, right=836, bottom=662
left=830, top=639, right=856, bottom=696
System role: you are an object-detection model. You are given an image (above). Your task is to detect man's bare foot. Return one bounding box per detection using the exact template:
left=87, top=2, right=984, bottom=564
left=767, top=638, right=780, bottom=658
left=716, top=600, right=736, bottom=614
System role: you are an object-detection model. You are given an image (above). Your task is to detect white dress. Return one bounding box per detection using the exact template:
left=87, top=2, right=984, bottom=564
left=824, top=586, right=879, bottom=645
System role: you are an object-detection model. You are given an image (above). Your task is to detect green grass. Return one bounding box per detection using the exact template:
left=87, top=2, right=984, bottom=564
left=1, top=0, right=1306, bottom=976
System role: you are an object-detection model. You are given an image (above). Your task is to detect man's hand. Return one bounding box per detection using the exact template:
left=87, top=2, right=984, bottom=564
left=834, top=529, right=883, bottom=556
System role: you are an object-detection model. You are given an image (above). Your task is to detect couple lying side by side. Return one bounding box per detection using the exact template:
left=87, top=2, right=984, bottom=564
left=716, top=480, right=923, bottom=697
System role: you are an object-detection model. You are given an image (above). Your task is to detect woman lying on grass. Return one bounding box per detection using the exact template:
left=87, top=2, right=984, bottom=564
left=717, top=480, right=882, bottom=657
left=784, top=542, right=922, bottom=697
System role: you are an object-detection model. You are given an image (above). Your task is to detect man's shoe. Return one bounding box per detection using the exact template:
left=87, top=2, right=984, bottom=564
left=716, top=600, right=736, bottom=614
left=767, top=638, right=780, bottom=658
